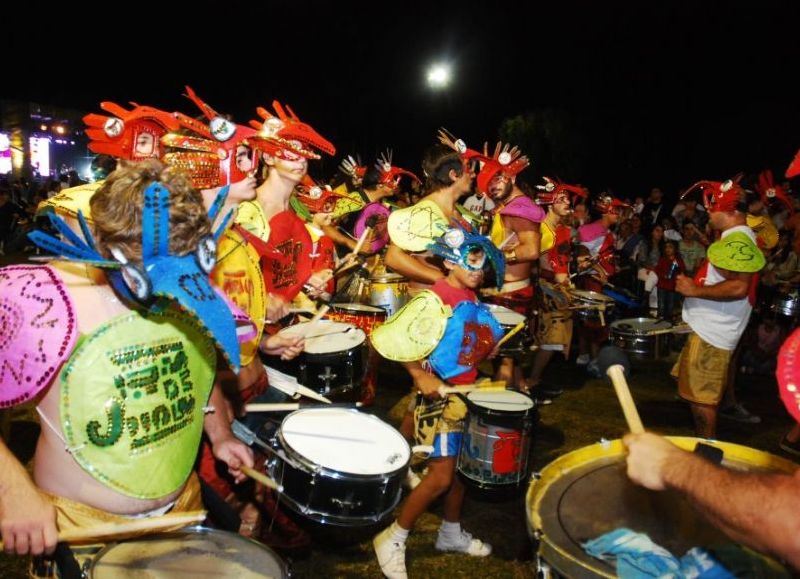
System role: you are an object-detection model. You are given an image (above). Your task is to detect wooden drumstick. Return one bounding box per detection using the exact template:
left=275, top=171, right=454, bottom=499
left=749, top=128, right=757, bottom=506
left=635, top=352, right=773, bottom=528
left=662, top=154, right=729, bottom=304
left=0, top=511, right=207, bottom=547
left=438, top=380, right=507, bottom=396
left=240, top=465, right=282, bottom=492
left=498, top=232, right=517, bottom=250
left=605, top=364, right=644, bottom=434
left=495, top=322, right=525, bottom=349
left=301, top=304, right=331, bottom=339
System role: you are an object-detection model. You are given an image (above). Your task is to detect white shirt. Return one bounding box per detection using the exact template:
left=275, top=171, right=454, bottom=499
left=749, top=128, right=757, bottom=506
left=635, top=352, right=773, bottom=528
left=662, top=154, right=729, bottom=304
left=462, top=194, right=495, bottom=215
left=682, top=225, right=755, bottom=350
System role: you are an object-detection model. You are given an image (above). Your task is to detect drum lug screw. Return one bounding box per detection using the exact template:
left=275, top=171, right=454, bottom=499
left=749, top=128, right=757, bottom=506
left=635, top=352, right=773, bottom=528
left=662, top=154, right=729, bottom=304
left=531, top=471, right=542, bottom=480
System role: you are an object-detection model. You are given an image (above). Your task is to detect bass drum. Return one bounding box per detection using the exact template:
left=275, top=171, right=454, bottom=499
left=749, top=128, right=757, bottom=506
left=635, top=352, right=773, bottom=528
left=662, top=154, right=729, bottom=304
left=89, top=527, right=288, bottom=578
left=526, top=437, right=796, bottom=578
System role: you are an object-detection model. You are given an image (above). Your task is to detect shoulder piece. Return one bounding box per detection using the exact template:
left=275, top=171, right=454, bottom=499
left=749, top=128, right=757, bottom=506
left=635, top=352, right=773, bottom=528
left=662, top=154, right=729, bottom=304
left=0, top=265, right=78, bottom=408
left=354, top=202, right=391, bottom=252
left=387, top=199, right=448, bottom=252
left=370, top=290, right=451, bottom=362
left=234, top=201, right=271, bottom=242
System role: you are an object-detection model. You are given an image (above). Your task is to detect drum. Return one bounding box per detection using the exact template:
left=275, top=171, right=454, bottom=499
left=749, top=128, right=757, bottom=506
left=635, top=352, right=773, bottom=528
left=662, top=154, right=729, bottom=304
left=772, top=292, right=800, bottom=318
left=89, top=527, right=288, bottom=578
left=569, top=290, right=615, bottom=321
left=457, top=390, right=537, bottom=489
left=483, top=303, right=528, bottom=356
left=328, top=302, right=387, bottom=335
left=268, top=408, right=410, bottom=526
left=610, top=317, right=672, bottom=360
left=369, top=272, right=409, bottom=317
left=264, top=320, right=366, bottom=401
left=526, top=437, right=796, bottom=578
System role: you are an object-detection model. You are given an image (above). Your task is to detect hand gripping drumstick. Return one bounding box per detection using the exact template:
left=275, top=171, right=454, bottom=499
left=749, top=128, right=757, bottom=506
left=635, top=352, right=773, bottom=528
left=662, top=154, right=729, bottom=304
left=0, top=511, right=207, bottom=548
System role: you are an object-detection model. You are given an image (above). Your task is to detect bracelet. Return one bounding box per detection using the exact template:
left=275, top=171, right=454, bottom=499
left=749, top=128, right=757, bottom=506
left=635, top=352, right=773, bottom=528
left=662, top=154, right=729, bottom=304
left=504, top=249, right=517, bottom=263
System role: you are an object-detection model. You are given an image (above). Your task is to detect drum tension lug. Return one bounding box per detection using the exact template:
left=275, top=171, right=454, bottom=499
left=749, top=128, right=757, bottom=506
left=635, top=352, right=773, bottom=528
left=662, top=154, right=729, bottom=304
left=531, top=471, right=542, bottom=481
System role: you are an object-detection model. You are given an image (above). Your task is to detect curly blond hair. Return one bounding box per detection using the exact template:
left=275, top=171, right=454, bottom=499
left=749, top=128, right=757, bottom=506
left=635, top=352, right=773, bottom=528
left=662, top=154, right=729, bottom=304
left=90, top=159, right=211, bottom=265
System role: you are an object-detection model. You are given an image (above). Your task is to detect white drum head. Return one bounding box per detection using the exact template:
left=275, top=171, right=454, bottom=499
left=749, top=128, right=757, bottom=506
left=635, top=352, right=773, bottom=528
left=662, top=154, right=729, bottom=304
left=91, top=528, right=286, bottom=578
left=282, top=409, right=410, bottom=475
left=279, top=320, right=365, bottom=353
left=611, top=317, right=672, bottom=334
left=467, top=389, right=534, bottom=411
left=333, top=303, right=386, bottom=314
left=570, top=289, right=615, bottom=304
left=484, top=303, right=526, bottom=325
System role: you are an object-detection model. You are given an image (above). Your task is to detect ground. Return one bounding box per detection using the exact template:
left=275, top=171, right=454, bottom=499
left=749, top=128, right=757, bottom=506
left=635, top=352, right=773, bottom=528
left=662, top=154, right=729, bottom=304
left=1, top=249, right=795, bottom=577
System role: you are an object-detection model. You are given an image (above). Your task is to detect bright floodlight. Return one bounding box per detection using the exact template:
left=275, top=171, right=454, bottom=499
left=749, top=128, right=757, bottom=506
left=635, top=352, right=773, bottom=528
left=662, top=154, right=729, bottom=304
left=427, top=63, right=451, bottom=89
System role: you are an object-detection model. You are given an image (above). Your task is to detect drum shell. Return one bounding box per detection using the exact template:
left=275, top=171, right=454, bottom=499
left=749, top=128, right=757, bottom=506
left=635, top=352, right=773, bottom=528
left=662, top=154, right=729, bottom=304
left=772, top=293, right=800, bottom=318
left=526, top=437, right=797, bottom=579
left=457, top=394, right=537, bottom=489
left=270, top=411, right=408, bottom=526
left=89, top=526, right=289, bottom=578
left=369, top=273, right=408, bottom=317
left=328, top=303, right=387, bottom=335
left=570, top=291, right=615, bottom=321
left=610, top=317, right=671, bottom=360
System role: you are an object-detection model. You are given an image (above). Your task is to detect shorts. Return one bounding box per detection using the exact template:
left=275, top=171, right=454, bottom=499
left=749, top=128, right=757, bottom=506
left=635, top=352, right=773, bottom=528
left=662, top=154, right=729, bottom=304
left=673, top=333, right=733, bottom=406
left=537, top=309, right=573, bottom=358
left=430, top=431, right=463, bottom=458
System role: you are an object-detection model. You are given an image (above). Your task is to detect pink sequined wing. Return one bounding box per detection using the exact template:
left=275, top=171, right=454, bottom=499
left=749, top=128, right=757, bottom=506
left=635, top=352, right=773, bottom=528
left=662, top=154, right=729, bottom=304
left=0, top=265, right=78, bottom=407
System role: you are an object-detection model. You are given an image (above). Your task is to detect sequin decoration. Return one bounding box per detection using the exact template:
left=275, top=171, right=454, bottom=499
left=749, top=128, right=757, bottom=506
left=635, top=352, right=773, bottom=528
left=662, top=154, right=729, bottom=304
left=0, top=265, right=77, bottom=408
left=60, top=308, right=215, bottom=499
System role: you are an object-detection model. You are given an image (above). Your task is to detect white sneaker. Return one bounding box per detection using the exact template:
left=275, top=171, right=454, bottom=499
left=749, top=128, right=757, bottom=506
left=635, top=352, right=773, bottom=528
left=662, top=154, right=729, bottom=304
left=435, top=528, right=492, bottom=557
left=403, top=469, right=421, bottom=490
left=575, top=353, right=591, bottom=366
left=374, top=527, right=408, bottom=579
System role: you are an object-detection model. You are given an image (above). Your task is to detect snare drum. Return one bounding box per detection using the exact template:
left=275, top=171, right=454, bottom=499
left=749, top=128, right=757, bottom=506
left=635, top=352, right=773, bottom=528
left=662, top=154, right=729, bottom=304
left=328, top=302, right=387, bottom=335
left=89, top=527, right=288, bottom=578
left=263, top=320, right=366, bottom=401
left=526, top=437, right=796, bottom=578
left=772, top=292, right=800, bottom=318
left=457, top=390, right=536, bottom=489
left=269, top=408, right=410, bottom=526
left=569, top=289, right=615, bottom=321
left=483, top=303, right=528, bottom=356
left=610, top=317, right=672, bottom=361
left=369, top=272, right=409, bottom=317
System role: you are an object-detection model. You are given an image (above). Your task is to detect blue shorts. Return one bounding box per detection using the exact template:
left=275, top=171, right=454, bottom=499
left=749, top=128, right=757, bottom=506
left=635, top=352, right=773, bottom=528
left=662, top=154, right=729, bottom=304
left=430, top=431, right=463, bottom=458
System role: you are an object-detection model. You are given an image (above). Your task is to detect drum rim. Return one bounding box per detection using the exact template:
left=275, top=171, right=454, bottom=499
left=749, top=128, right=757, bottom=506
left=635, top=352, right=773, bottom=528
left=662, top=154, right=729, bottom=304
left=279, top=320, right=367, bottom=353
left=609, top=316, right=672, bottom=335
left=88, top=525, right=288, bottom=576
left=277, top=409, right=411, bottom=480
left=526, top=437, right=797, bottom=578
left=369, top=273, right=406, bottom=282
left=569, top=289, right=615, bottom=304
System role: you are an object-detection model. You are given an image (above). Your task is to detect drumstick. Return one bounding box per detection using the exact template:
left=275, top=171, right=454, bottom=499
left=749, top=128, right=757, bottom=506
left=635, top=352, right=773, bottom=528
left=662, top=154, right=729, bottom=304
left=301, top=304, right=330, bottom=339
left=605, top=364, right=644, bottom=434
left=438, top=380, right=507, bottom=396
left=0, top=511, right=207, bottom=547
left=351, top=226, right=372, bottom=256
left=498, top=232, right=517, bottom=250
left=240, top=465, right=282, bottom=492
left=245, top=402, right=363, bottom=412
left=495, top=321, right=525, bottom=349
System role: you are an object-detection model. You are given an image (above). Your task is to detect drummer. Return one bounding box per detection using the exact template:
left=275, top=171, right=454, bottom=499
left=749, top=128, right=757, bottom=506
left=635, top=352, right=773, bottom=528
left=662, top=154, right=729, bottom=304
left=475, top=141, right=542, bottom=393
left=527, top=177, right=588, bottom=398
left=574, top=194, right=630, bottom=365
left=0, top=160, right=252, bottom=568
left=372, top=227, right=505, bottom=579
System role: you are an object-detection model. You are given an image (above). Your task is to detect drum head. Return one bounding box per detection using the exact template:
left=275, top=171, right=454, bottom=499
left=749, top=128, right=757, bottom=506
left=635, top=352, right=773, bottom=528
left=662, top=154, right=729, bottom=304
left=610, top=317, right=672, bottom=335
left=281, top=409, right=410, bottom=475
left=90, top=527, right=287, bottom=578
left=279, top=320, right=365, bottom=353
left=570, top=289, right=615, bottom=304
left=483, top=303, right=526, bottom=326
left=527, top=438, right=796, bottom=578
left=466, top=390, right=534, bottom=413
left=332, top=303, right=386, bottom=314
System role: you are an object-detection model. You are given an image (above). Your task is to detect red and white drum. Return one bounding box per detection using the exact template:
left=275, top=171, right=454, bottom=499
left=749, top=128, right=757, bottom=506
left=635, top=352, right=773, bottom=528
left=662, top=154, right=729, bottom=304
left=327, top=302, right=387, bottom=336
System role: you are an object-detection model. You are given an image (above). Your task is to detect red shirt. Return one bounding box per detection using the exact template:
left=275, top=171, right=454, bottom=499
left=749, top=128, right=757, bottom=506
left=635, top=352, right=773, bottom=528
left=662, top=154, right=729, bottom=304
left=654, top=256, right=686, bottom=291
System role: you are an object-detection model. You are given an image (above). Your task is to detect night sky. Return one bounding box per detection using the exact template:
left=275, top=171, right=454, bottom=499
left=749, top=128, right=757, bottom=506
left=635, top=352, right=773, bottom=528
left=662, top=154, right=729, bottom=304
left=6, top=1, right=800, bottom=195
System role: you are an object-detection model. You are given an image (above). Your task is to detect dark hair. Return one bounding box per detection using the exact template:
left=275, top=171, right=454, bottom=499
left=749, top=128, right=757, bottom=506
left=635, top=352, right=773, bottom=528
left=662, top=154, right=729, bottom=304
left=361, top=165, right=381, bottom=190
left=421, top=144, right=464, bottom=193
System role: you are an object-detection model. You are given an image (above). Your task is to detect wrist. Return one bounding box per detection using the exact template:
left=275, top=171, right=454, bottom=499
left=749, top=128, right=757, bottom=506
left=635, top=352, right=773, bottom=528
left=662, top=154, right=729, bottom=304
left=504, top=248, right=517, bottom=263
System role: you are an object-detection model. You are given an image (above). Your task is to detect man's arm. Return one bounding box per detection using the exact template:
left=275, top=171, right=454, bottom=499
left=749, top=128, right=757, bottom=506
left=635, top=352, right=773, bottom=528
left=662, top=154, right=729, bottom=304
left=625, top=432, right=800, bottom=569
left=402, top=361, right=446, bottom=398
left=0, top=438, right=58, bottom=555
left=321, top=224, right=357, bottom=252
left=675, top=272, right=752, bottom=301
left=385, top=244, right=445, bottom=285
left=506, top=227, right=541, bottom=263
left=203, top=383, right=254, bottom=483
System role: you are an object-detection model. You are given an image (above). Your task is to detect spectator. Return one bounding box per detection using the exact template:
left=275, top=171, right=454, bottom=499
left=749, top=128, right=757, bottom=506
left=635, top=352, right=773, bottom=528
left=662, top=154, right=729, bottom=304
left=679, top=222, right=707, bottom=275
left=654, top=240, right=685, bottom=321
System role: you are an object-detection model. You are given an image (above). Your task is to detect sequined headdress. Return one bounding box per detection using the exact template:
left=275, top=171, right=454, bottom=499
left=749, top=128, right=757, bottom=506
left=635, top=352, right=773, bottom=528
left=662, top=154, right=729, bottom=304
left=682, top=174, right=745, bottom=213
left=83, top=102, right=179, bottom=161
left=535, top=176, right=588, bottom=206
left=427, top=223, right=505, bottom=287
left=249, top=101, right=336, bottom=160
left=375, top=149, right=421, bottom=188
left=755, top=169, right=794, bottom=216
